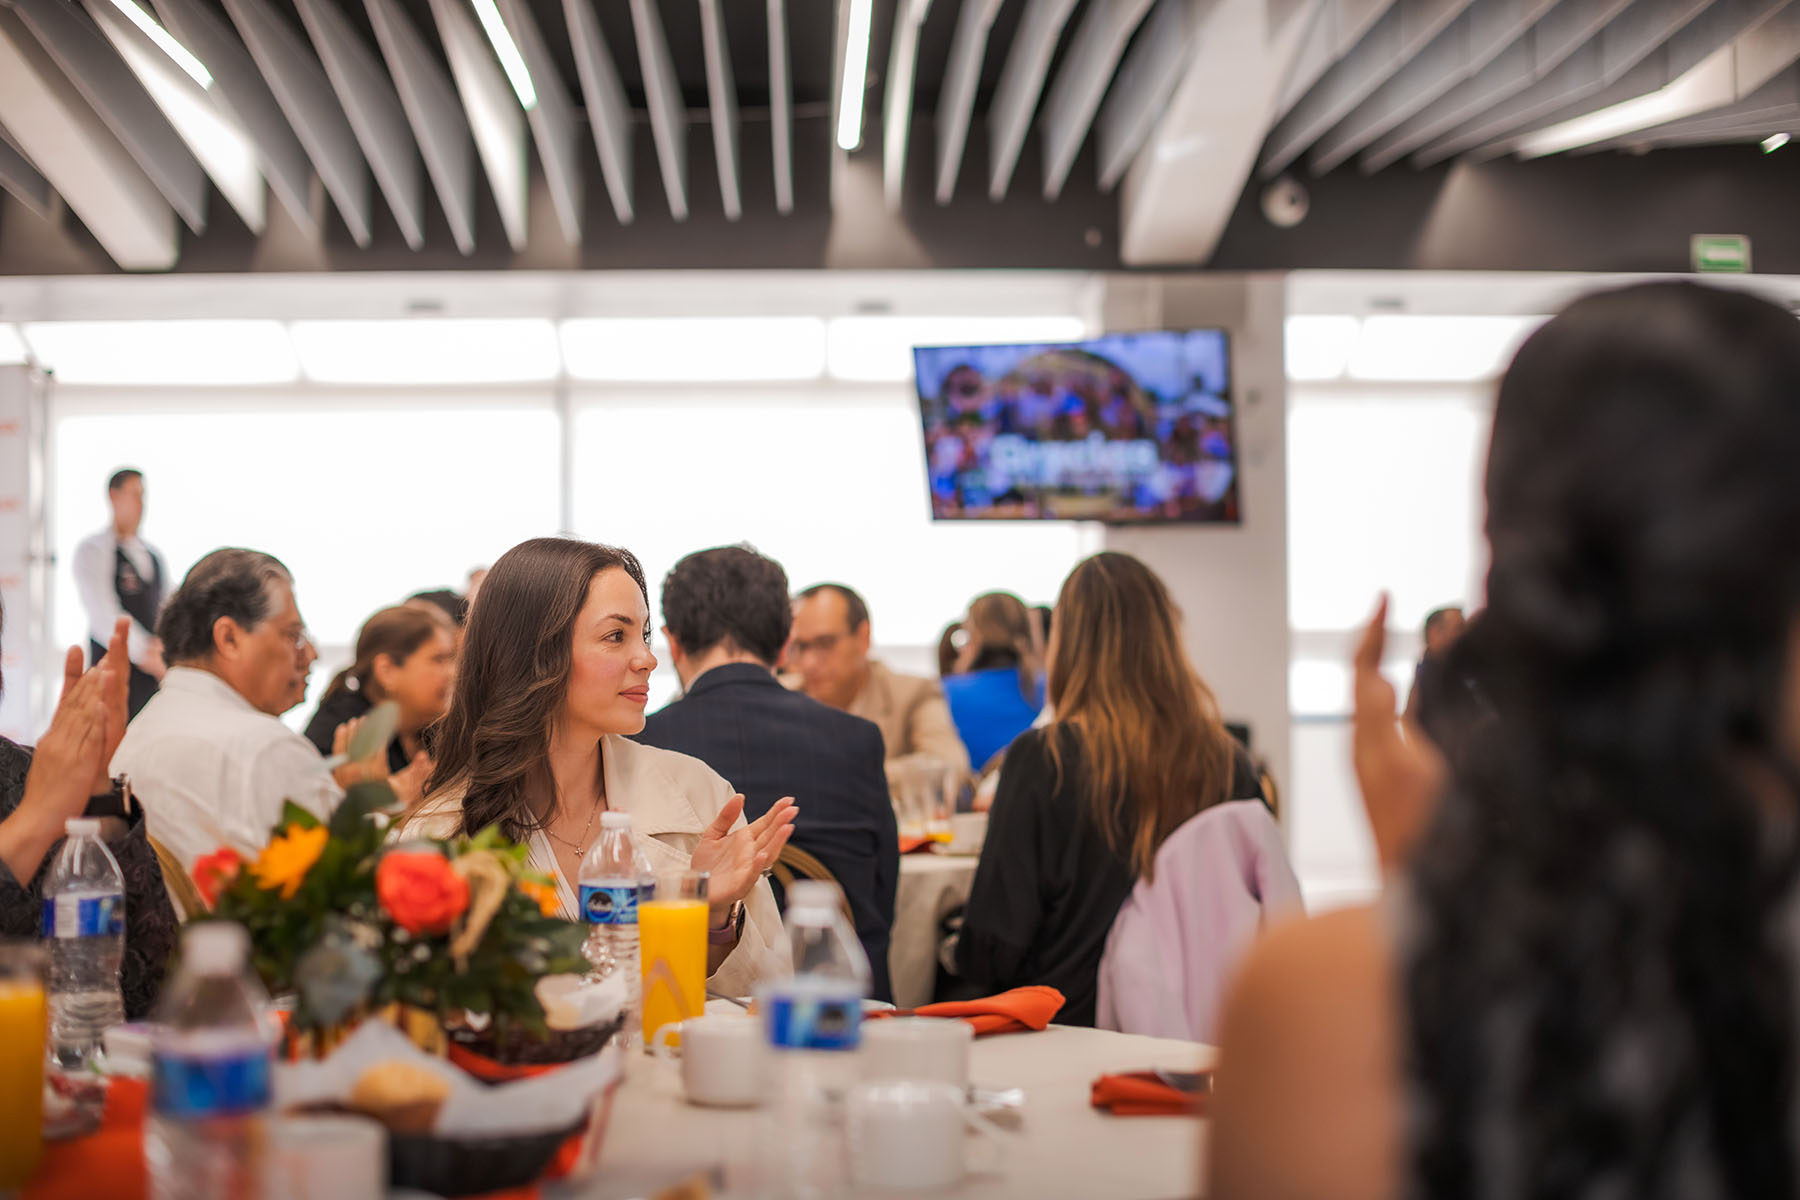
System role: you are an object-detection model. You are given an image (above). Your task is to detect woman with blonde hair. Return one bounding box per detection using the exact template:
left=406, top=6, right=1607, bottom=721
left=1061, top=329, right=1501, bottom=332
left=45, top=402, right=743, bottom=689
left=304, top=604, right=455, bottom=774
left=942, top=591, right=1046, bottom=773
left=954, top=552, right=1262, bottom=1024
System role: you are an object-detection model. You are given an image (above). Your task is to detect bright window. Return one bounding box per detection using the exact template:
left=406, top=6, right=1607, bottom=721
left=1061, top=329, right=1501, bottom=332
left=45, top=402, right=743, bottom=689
left=52, top=399, right=560, bottom=723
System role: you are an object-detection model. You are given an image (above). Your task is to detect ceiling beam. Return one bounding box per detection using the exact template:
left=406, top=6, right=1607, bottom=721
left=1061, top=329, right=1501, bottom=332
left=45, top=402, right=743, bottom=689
left=428, top=0, right=528, bottom=247
left=1120, top=0, right=1323, bottom=263
left=1305, top=0, right=1566, bottom=173
left=0, top=7, right=177, bottom=268
left=0, top=123, right=54, bottom=217
left=629, top=0, right=689, bottom=220
left=1411, top=0, right=1720, bottom=162
left=1273, top=0, right=1406, bottom=117
left=493, top=0, right=584, bottom=243
left=1582, top=60, right=1800, bottom=147
left=1096, top=0, right=1201, bottom=191
left=364, top=0, right=476, bottom=253
left=1358, top=0, right=1634, bottom=167
left=935, top=0, right=1004, bottom=202
left=220, top=0, right=373, bottom=245
left=563, top=0, right=633, bottom=224
left=150, top=0, right=318, bottom=236
left=987, top=0, right=1082, bottom=199
left=1042, top=0, right=1155, bottom=199
left=883, top=0, right=932, bottom=211
left=81, top=0, right=267, bottom=233
left=697, top=0, right=741, bottom=220
left=769, top=0, right=794, bottom=213
left=1261, top=0, right=1483, bottom=176
left=11, top=0, right=207, bottom=232
left=1492, top=0, right=1799, bottom=155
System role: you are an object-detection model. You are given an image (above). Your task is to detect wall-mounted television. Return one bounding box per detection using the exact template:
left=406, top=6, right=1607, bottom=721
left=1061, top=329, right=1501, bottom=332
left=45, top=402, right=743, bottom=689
left=913, top=329, right=1238, bottom=524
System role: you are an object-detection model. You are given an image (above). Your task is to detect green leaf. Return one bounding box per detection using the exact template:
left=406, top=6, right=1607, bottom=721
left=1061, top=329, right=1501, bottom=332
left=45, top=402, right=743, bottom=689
left=331, top=781, right=398, bottom=840
left=280, top=802, right=322, bottom=832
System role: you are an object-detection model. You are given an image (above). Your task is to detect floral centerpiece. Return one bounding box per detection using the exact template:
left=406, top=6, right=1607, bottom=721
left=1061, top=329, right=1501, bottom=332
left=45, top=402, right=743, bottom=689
left=193, top=767, right=588, bottom=1055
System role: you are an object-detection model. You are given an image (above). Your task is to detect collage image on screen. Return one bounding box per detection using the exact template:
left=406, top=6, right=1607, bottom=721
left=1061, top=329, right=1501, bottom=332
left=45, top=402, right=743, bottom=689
left=912, top=329, right=1238, bottom=524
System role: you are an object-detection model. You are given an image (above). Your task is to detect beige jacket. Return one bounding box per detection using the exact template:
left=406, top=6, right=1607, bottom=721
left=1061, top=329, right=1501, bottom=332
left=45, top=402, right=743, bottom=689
left=849, top=661, right=971, bottom=781
left=396, top=734, right=789, bottom=998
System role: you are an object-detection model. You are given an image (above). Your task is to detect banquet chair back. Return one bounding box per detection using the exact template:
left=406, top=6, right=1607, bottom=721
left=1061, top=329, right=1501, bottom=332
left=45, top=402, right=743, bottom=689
left=771, top=844, right=855, bottom=924
left=150, top=834, right=205, bottom=920
left=1096, top=800, right=1303, bottom=1042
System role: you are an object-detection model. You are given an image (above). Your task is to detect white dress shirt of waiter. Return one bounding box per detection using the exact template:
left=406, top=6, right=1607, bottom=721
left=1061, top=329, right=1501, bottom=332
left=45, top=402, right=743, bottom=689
left=111, top=548, right=342, bottom=870
left=72, top=469, right=167, bottom=718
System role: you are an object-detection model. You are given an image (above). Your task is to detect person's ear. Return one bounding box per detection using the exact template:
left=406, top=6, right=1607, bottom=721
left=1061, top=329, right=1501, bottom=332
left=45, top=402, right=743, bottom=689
left=662, top=626, right=684, bottom=664
left=212, top=616, right=242, bottom=663
left=855, top=620, right=872, bottom=656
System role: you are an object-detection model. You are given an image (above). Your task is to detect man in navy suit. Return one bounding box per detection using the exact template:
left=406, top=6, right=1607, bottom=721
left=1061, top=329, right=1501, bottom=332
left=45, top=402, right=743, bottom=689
left=635, top=545, right=899, bottom=1001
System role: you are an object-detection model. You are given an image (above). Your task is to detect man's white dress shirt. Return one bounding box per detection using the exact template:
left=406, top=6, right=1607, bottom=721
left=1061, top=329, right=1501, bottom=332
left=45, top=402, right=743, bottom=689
left=111, top=667, right=342, bottom=869
left=73, top=528, right=163, bottom=670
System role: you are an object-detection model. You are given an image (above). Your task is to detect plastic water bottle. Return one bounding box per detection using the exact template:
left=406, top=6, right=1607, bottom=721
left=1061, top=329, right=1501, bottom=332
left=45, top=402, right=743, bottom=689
left=579, top=812, right=648, bottom=1031
left=42, top=817, right=125, bottom=1070
left=146, top=922, right=273, bottom=1200
left=754, top=881, right=872, bottom=1199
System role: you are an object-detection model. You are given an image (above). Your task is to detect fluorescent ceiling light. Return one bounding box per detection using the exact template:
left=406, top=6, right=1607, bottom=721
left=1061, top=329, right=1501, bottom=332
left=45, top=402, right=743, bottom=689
left=22, top=321, right=298, bottom=385
left=108, top=0, right=211, bottom=87
left=836, top=0, right=873, bottom=151
left=291, top=319, right=561, bottom=384
left=0, top=325, right=26, bottom=366
left=1349, top=315, right=1547, bottom=382
left=826, top=315, right=1088, bottom=382
left=1284, top=315, right=1361, bottom=381
left=560, top=318, right=828, bottom=381
left=470, top=0, right=537, bottom=111
left=1765, top=132, right=1790, bottom=153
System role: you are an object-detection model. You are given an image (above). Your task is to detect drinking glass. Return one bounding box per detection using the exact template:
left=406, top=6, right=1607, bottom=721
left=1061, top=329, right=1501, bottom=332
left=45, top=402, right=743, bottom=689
left=0, top=943, right=47, bottom=1192
left=640, top=871, right=710, bottom=1050
left=927, top=765, right=960, bottom=845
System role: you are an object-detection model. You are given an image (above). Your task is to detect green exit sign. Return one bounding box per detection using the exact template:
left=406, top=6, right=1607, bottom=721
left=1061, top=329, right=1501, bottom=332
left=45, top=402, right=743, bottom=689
left=1692, top=234, right=1752, bottom=273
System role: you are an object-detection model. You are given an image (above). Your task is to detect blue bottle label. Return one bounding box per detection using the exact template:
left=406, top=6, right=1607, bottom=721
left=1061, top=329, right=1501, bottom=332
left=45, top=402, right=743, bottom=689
left=764, top=991, right=863, bottom=1051
left=152, top=1046, right=272, bottom=1119
left=580, top=883, right=639, bottom=925
left=40, top=893, right=124, bottom=939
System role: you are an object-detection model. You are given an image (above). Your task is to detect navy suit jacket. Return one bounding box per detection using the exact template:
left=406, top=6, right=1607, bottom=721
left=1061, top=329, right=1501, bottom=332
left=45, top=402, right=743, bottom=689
left=634, top=663, right=900, bottom=1001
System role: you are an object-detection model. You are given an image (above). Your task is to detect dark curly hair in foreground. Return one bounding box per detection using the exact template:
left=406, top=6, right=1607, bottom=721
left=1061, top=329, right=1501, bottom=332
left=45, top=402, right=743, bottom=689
left=1405, top=282, right=1800, bottom=1199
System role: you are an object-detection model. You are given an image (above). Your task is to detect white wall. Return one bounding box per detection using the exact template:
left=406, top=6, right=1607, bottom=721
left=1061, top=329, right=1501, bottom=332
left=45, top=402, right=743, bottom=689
left=1096, top=274, right=1291, bottom=799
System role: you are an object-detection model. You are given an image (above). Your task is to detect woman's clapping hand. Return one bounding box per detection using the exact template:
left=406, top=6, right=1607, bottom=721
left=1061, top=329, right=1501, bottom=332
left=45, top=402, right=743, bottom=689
left=691, top=794, right=797, bottom=911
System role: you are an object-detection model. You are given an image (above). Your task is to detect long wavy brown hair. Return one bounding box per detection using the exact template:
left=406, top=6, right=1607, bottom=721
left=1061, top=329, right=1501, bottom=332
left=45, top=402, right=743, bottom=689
left=424, top=536, right=648, bottom=840
left=1045, top=552, right=1235, bottom=881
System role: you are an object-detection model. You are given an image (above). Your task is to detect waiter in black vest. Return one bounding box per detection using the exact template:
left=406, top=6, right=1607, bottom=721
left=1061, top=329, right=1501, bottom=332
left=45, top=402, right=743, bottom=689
left=73, top=468, right=167, bottom=717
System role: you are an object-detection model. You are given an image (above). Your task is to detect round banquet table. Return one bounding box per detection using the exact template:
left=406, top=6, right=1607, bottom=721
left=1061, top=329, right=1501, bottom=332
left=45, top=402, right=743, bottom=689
left=888, top=852, right=979, bottom=1009
left=549, top=1025, right=1214, bottom=1200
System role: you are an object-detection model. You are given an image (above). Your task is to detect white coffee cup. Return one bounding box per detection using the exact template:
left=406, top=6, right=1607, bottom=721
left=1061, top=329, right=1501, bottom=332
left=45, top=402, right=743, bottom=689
left=948, top=811, right=988, bottom=855
left=265, top=1115, right=386, bottom=1200
left=845, top=1080, right=1006, bottom=1190
left=651, top=1014, right=766, bottom=1108
left=859, top=1016, right=973, bottom=1087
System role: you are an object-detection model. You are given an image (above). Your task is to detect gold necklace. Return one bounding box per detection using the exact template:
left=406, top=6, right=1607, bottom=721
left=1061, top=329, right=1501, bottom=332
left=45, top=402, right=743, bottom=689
left=545, top=801, right=601, bottom=855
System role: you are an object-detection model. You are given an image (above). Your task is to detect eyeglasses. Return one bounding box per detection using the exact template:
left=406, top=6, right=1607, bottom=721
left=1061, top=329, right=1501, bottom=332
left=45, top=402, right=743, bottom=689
left=788, top=633, right=844, bottom=657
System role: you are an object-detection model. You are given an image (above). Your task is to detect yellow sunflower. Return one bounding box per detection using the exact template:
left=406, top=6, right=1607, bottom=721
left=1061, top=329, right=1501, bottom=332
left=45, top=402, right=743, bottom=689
left=251, top=825, right=330, bottom=899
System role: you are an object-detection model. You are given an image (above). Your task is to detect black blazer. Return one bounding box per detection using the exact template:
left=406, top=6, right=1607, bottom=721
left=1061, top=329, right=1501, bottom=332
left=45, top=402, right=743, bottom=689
left=634, top=663, right=900, bottom=1001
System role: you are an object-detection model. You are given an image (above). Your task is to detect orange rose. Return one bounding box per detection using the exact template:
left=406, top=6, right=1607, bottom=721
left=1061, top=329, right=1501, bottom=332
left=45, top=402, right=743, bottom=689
left=376, top=851, right=470, bottom=936
left=192, top=847, right=245, bottom=908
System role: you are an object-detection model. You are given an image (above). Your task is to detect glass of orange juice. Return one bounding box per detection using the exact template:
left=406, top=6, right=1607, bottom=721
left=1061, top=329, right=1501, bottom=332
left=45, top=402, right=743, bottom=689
left=0, top=943, right=46, bottom=1191
left=639, top=871, right=710, bottom=1052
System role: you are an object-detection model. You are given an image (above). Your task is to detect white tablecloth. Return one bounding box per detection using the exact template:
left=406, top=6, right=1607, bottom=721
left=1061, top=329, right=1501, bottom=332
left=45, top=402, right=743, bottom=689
left=552, top=1025, right=1214, bottom=1200
left=888, top=853, right=979, bottom=1009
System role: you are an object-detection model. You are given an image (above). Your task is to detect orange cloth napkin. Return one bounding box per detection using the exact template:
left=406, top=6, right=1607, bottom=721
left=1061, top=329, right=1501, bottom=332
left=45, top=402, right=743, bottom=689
left=1089, top=1071, right=1209, bottom=1117
left=869, top=986, right=1065, bottom=1036
left=897, top=835, right=935, bottom=854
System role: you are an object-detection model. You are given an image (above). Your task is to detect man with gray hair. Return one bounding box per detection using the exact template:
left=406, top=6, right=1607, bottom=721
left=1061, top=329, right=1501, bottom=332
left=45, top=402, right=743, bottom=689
left=112, top=548, right=349, bottom=871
